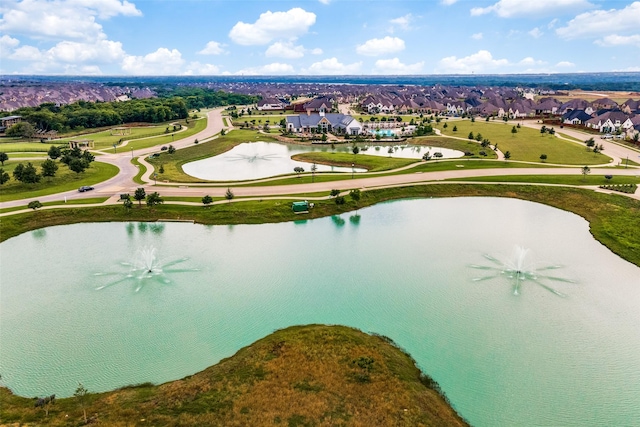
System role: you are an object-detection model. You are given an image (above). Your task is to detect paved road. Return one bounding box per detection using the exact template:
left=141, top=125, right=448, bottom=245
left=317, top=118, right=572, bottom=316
left=2, top=113, right=640, bottom=212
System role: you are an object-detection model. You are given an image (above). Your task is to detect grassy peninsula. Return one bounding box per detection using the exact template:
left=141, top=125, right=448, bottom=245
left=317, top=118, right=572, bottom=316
left=0, top=325, right=468, bottom=426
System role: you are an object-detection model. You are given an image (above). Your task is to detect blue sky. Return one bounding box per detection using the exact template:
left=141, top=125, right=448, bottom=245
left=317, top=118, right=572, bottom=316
left=1, top=0, right=639, bottom=75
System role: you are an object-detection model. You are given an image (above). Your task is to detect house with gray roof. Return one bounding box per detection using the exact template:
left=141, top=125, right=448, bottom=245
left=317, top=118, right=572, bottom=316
left=286, top=112, right=362, bottom=135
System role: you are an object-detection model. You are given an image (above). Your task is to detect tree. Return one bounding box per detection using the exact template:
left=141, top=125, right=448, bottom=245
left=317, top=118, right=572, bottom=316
left=194, top=138, right=199, bottom=144
left=134, top=187, right=146, bottom=206
left=504, top=151, right=511, bottom=160
left=540, top=154, right=548, bottom=162
left=202, top=195, right=213, bottom=207
left=452, top=125, right=457, bottom=132
left=159, top=164, right=165, bottom=174
left=422, top=151, right=431, bottom=161
left=311, top=163, right=317, bottom=183
left=6, top=122, right=35, bottom=139
left=540, top=125, right=547, bottom=134
left=294, top=166, right=304, bottom=177
left=349, top=189, right=361, bottom=207
left=81, top=150, right=95, bottom=164
left=47, top=145, right=61, bottom=160
left=28, top=200, right=42, bottom=210
left=548, top=127, right=555, bottom=135
left=74, top=383, right=89, bottom=424
left=14, top=162, right=40, bottom=183
left=123, top=198, right=133, bottom=210
left=41, top=159, right=58, bottom=179
left=443, top=122, right=448, bottom=129
left=0, top=168, right=9, bottom=185
left=321, top=133, right=327, bottom=142
left=225, top=187, right=234, bottom=203
left=511, top=126, right=517, bottom=135
left=468, top=132, right=474, bottom=140
left=585, top=138, right=595, bottom=149
left=167, top=145, right=176, bottom=154
left=69, top=158, right=87, bottom=174
left=146, top=192, right=164, bottom=209
left=352, top=145, right=360, bottom=155
left=221, top=129, right=226, bottom=136
left=330, top=189, right=340, bottom=197
left=581, top=165, right=591, bottom=181
left=0, top=152, right=7, bottom=166
left=471, top=116, right=475, bottom=123
left=334, top=195, right=345, bottom=205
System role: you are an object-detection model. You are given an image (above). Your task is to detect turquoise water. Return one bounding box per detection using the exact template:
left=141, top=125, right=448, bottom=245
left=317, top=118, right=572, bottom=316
left=1, top=198, right=639, bottom=426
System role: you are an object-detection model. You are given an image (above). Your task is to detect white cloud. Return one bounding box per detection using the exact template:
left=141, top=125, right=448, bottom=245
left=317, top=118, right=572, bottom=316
left=595, top=34, right=640, bottom=47
left=234, top=62, right=295, bottom=75
left=528, top=27, right=543, bottom=38
left=265, top=42, right=305, bottom=58
left=9, top=45, right=43, bottom=61
left=547, top=18, right=558, bottom=29
left=471, top=0, right=593, bottom=18
left=356, top=36, right=405, bottom=56
left=318, top=0, right=331, bottom=4
left=303, top=57, right=362, bottom=75
left=557, top=2, right=640, bottom=39
left=471, top=32, right=483, bottom=40
left=0, top=0, right=141, bottom=42
left=0, top=35, right=20, bottom=55
left=373, top=58, right=424, bottom=74
left=229, top=8, right=316, bottom=46
left=436, top=50, right=509, bottom=73
left=555, top=61, right=575, bottom=67
left=48, top=39, right=125, bottom=62
left=441, top=0, right=458, bottom=4
left=121, top=48, right=184, bottom=75
left=519, top=57, right=546, bottom=66
left=389, top=14, right=414, bottom=31
left=184, top=62, right=221, bottom=75
left=197, top=41, right=225, bottom=55
left=310, top=48, right=323, bottom=55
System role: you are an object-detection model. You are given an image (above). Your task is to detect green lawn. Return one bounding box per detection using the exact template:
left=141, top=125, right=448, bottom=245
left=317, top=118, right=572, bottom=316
left=435, top=120, right=611, bottom=165
left=0, top=142, right=50, bottom=153
left=145, top=129, right=278, bottom=182
left=0, top=116, right=207, bottom=154
left=292, top=152, right=415, bottom=172
left=450, top=174, right=640, bottom=186
left=0, top=160, right=119, bottom=202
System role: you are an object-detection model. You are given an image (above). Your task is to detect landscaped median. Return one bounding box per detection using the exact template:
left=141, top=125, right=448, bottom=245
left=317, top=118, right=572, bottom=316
left=2, top=184, right=638, bottom=268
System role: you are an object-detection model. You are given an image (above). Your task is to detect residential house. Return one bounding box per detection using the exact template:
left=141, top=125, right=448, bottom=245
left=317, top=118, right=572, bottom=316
left=256, top=97, right=288, bottom=110
left=585, top=110, right=631, bottom=133
left=0, top=115, right=22, bottom=132
left=562, top=110, right=592, bottom=125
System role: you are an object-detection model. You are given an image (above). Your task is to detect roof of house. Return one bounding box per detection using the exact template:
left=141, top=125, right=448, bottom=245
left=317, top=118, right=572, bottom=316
left=286, top=113, right=358, bottom=129
left=562, top=110, right=592, bottom=122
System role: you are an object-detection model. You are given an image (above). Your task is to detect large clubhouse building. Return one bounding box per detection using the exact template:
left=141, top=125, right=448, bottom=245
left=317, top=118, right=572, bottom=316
left=286, top=112, right=363, bottom=135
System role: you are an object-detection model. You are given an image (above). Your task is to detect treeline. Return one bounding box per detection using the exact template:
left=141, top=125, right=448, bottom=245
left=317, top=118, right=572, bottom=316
left=154, top=87, right=258, bottom=110
left=5, top=97, right=189, bottom=133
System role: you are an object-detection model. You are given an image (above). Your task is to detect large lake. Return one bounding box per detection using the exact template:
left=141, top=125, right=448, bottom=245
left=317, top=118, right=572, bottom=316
left=1, top=198, right=639, bottom=426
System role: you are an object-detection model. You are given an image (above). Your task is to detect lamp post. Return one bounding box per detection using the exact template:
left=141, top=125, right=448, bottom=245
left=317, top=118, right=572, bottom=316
left=131, top=147, right=134, bottom=159
left=153, top=173, right=158, bottom=185
left=351, top=163, right=355, bottom=179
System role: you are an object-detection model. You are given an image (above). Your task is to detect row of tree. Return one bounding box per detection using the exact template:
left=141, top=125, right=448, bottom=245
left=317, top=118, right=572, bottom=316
left=0, top=145, right=95, bottom=186
left=154, top=87, right=258, bottom=110
left=4, top=97, right=190, bottom=133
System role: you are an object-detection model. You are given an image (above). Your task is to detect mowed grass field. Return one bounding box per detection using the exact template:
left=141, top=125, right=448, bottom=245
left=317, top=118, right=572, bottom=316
left=0, top=159, right=119, bottom=202
left=0, top=115, right=207, bottom=153
left=435, top=120, right=611, bottom=165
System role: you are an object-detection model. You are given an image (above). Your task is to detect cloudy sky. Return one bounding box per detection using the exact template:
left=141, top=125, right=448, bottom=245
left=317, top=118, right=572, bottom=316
left=0, top=0, right=639, bottom=75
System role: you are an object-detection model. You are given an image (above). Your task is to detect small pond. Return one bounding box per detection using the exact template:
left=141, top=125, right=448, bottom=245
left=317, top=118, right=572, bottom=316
left=182, top=141, right=463, bottom=181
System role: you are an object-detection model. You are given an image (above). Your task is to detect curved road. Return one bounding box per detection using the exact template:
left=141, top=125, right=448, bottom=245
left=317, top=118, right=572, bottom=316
left=2, top=113, right=640, bottom=213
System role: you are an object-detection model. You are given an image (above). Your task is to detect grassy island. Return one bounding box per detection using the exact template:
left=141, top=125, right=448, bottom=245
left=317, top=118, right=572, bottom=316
left=0, top=325, right=468, bottom=426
